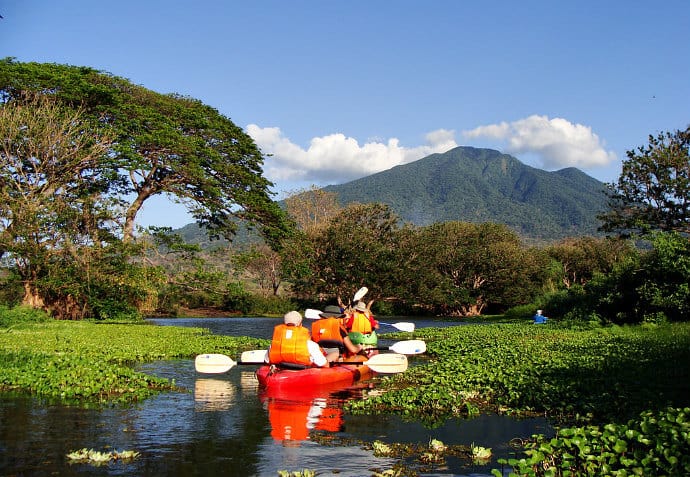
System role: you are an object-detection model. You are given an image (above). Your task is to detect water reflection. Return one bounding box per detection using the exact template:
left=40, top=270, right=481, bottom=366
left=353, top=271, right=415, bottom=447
left=194, top=378, right=236, bottom=412
left=264, top=396, right=343, bottom=443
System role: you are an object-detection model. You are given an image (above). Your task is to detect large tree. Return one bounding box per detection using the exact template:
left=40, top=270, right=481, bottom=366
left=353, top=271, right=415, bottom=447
left=0, top=58, right=289, bottom=244
left=0, top=92, right=148, bottom=317
left=282, top=202, right=401, bottom=301
left=545, top=236, right=636, bottom=289
left=405, top=221, right=548, bottom=316
left=283, top=186, right=341, bottom=234
left=599, top=126, right=690, bottom=236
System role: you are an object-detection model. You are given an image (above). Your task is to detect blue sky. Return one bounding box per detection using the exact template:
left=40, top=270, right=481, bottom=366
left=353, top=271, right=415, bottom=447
left=2, top=1, right=689, bottom=228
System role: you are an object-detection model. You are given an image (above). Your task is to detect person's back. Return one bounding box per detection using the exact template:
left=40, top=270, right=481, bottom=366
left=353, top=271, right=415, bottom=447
left=311, top=306, right=346, bottom=350
left=267, top=311, right=329, bottom=367
left=269, top=322, right=313, bottom=366
left=345, top=301, right=378, bottom=334
left=313, top=305, right=363, bottom=359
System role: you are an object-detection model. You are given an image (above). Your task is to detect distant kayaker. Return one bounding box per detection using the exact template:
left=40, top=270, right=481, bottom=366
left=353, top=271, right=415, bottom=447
left=533, top=309, right=548, bottom=324
left=311, top=305, right=364, bottom=358
left=266, top=311, right=338, bottom=368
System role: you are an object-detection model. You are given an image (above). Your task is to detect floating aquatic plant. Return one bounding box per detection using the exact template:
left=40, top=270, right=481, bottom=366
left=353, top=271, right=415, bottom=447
left=277, top=470, right=316, bottom=477
left=470, top=443, right=492, bottom=463
left=372, top=440, right=393, bottom=456
left=66, top=448, right=140, bottom=466
left=428, top=438, right=446, bottom=452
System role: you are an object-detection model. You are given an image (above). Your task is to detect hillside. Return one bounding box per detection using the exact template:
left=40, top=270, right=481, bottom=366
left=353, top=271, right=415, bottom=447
left=323, top=146, right=609, bottom=241
left=173, top=146, right=610, bottom=245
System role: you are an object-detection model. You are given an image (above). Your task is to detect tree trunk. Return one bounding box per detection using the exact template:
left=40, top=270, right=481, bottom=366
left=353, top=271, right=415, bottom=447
left=123, top=189, right=150, bottom=243
left=22, top=281, right=46, bottom=309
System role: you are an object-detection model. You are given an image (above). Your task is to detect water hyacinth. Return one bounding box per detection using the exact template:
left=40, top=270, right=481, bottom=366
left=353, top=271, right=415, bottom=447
left=66, top=448, right=140, bottom=465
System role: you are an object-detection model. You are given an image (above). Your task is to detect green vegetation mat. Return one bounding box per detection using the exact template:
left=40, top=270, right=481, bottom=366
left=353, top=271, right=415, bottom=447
left=0, top=321, right=268, bottom=403
left=348, top=322, right=690, bottom=476
left=351, top=323, right=690, bottom=424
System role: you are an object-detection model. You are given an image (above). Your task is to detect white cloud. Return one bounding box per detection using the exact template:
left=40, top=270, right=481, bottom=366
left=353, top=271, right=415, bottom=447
left=246, top=124, right=457, bottom=188
left=462, top=115, right=617, bottom=169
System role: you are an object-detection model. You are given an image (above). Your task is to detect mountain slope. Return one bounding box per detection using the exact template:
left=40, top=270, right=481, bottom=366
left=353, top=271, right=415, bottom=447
left=323, top=146, right=609, bottom=241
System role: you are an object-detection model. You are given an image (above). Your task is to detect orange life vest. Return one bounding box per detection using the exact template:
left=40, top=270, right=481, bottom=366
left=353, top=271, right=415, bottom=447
left=268, top=324, right=312, bottom=366
left=346, top=311, right=373, bottom=334
left=311, top=318, right=345, bottom=345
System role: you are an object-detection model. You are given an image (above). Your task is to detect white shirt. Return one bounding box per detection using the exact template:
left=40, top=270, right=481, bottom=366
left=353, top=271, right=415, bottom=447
left=307, top=339, right=328, bottom=367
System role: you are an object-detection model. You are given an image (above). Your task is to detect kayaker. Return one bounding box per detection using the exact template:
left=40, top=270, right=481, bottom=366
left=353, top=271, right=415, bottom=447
left=345, top=300, right=379, bottom=334
left=533, top=309, right=548, bottom=324
left=344, top=300, right=379, bottom=352
left=311, top=305, right=364, bottom=358
left=266, top=311, right=338, bottom=368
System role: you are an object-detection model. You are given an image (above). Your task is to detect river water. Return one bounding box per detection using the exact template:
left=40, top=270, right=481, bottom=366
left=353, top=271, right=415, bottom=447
left=0, top=317, right=554, bottom=476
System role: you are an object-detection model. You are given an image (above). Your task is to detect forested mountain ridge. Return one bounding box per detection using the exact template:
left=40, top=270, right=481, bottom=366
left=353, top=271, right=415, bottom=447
left=175, top=146, right=610, bottom=245
left=322, top=146, right=609, bottom=241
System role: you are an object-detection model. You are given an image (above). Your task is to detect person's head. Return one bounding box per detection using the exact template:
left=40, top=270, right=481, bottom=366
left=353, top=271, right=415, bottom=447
left=283, top=311, right=302, bottom=326
left=354, top=301, right=367, bottom=313
left=320, top=305, right=345, bottom=318
left=536, top=309, right=543, bottom=315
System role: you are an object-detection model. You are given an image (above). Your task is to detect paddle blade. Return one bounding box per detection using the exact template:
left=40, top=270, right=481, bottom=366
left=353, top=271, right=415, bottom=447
left=388, top=339, right=426, bottom=355
left=304, top=308, right=322, bottom=320
left=195, top=353, right=236, bottom=374
left=240, top=349, right=268, bottom=364
left=353, top=287, right=368, bottom=302
left=380, top=321, right=416, bottom=332
left=365, top=353, right=408, bottom=374
left=393, top=322, right=415, bottom=332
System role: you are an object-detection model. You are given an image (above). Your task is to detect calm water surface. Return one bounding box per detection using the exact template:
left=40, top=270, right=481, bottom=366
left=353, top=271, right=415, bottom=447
left=0, top=317, right=554, bottom=476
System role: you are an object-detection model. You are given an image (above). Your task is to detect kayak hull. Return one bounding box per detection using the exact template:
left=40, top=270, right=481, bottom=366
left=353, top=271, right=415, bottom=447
left=256, top=359, right=374, bottom=399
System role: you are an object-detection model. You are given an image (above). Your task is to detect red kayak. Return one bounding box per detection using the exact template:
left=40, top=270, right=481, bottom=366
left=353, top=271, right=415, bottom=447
left=255, top=359, right=374, bottom=400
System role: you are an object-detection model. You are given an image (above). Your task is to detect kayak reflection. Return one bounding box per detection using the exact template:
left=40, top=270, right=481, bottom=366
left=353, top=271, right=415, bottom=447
left=257, top=361, right=376, bottom=445
left=264, top=395, right=343, bottom=443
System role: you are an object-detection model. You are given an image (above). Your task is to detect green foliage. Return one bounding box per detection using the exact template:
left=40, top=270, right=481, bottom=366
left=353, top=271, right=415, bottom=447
left=497, top=407, right=690, bottom=477
left=600, top=126, right=690, bottom=236
left=402, top=222, right=550, bottom=315
left=503, top=303, right=539, bottom=321
left=548, top=231, right=690, bottom=324
left=545, top=236, right=637, bottom=289
left=347, top=323, right=690, bottom=427
left=0, top=320, right=268, bottom=403
left=283, top=203, right=402, bottom=300
left=235, top=293, right=297, bottom=316
left=222, top=281, right=252, bottom=314
left=0, top=305, right=51, bottom=328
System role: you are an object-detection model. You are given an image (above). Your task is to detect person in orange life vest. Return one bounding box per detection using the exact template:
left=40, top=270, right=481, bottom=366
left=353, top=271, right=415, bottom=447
left=265, top=311, right=338, bottom=367
left=311, top=305, right=364, bottom=359
left=344, top=300, right=379, bottom=334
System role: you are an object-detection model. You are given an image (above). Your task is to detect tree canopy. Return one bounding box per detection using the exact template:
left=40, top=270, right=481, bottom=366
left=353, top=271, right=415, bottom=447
left=0, top=58, right=289, bottom=244
left=0, top=92, right=152, bottom=318
left=599, top=126, right=690, bottom=236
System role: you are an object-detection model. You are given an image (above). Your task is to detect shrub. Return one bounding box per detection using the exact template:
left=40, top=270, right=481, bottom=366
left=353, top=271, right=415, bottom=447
left=0, top=305, right=51, bottom=327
